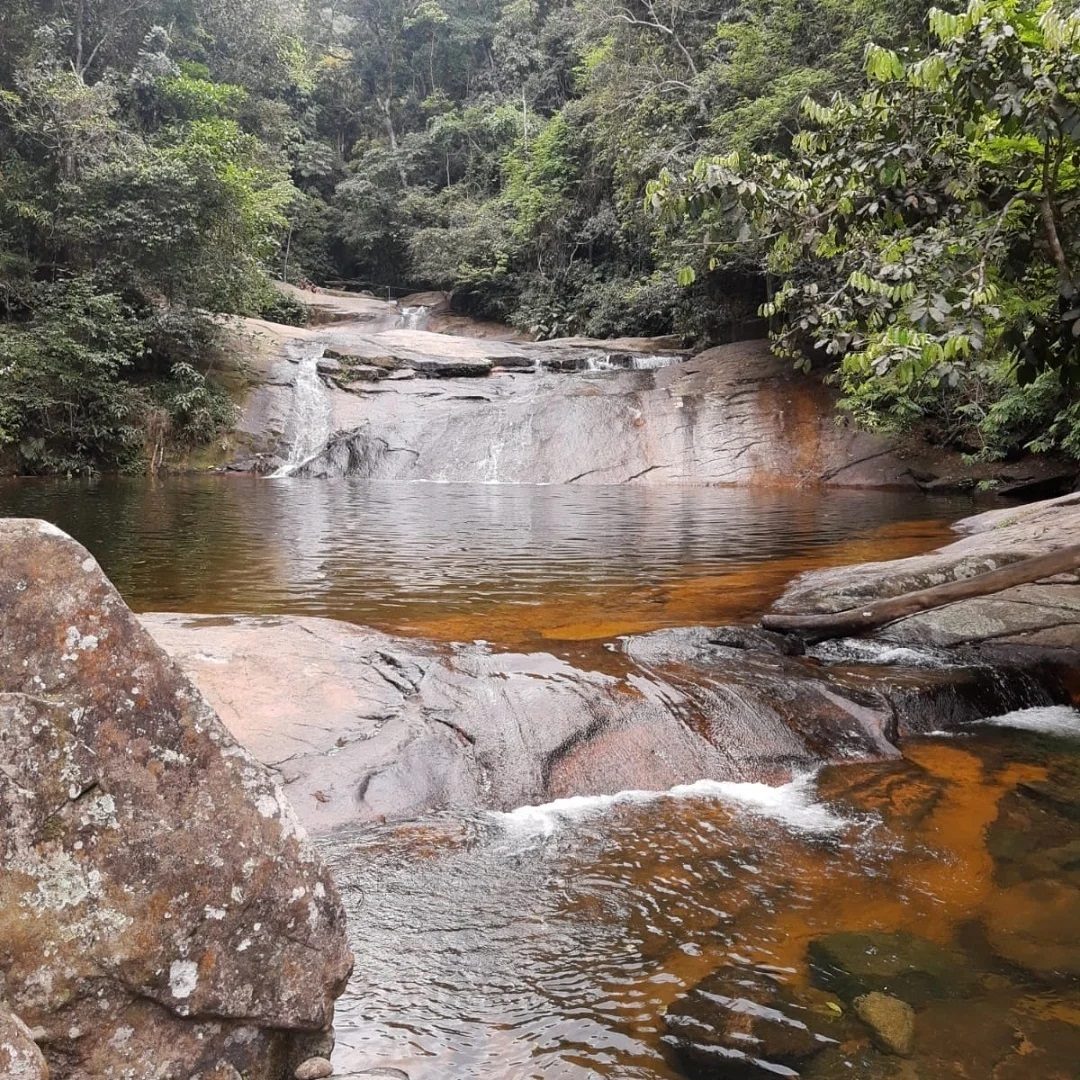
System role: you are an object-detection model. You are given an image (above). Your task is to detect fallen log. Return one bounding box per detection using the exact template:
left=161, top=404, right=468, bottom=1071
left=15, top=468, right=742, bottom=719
left=761, top=544, right=1080, bottom=642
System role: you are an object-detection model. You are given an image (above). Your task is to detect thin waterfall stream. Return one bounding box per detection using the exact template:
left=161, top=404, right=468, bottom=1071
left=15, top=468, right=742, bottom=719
left=270, top=340, right=333, bottom=478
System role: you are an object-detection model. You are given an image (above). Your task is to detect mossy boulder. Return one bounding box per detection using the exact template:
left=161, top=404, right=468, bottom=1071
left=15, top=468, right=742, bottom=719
left=808, top=931, right=977, bottom=1005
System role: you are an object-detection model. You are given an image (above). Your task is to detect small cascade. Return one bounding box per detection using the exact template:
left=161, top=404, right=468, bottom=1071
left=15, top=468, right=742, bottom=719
left=975, top=704, right=1079, bottom=736
left=396, top=305, right=431, bottom=331
left=270, top=342, right=333, bottom=478
left=491, top=773, right=853, bottom=841
left=558, top=351, right=686, bottom=373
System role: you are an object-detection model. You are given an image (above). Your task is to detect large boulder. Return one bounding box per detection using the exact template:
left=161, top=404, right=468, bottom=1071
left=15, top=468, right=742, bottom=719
left=0, top=1006, right=48, bottom=1079
left=0, top=520, right=353, bottom=1079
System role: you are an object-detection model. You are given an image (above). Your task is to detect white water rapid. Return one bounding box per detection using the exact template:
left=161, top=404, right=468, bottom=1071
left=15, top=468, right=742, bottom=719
left=491, top=772, right=853, bottom=840
left=270, top=341, right=333, bottom=478
left=396, top=305, right=431, bottom=330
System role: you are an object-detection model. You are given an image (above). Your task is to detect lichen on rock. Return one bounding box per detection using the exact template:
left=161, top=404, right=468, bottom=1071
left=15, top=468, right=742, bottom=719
left=0, top=519, right=353, bottom=1079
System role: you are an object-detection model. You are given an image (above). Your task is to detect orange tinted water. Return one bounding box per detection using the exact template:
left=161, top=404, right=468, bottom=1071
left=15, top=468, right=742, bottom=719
left=4, top=475, right=1074, bottom=1078
left=0, top=476, right=963, bottom=654
left=325, top=728, right=1080, bottom=1079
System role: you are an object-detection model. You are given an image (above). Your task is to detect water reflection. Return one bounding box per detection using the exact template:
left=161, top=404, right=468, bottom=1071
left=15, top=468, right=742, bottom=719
left=0, top=476, right=971, bottom=646
left=323, top=725, right=1080, bottom=1079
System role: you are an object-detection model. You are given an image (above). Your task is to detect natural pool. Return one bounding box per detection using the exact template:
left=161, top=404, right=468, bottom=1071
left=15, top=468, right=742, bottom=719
left=322, top=716, right=1080, bottom=1078
left=0, top=475, right=968, bottom=649
left=3, top=475, right=1076, bottom=1079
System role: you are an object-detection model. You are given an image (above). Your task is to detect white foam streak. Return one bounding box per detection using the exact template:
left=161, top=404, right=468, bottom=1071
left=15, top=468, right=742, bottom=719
left=976, top=705, right=1080, bottom=737
left=271, top=342, right=332, bottom=477
left=493, top=774, right=849, bottom=838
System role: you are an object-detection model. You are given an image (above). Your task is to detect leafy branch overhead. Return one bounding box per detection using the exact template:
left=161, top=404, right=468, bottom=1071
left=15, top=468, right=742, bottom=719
left=650, top=0, right=1080, bottom=459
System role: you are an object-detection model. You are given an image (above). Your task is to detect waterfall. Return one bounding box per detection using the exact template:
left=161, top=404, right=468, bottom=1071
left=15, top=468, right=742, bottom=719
left=575, top=351, right=685, bottom=373
left=396, top=305, right=431, bottom=331
left=271, top=342, right=332, bottom=478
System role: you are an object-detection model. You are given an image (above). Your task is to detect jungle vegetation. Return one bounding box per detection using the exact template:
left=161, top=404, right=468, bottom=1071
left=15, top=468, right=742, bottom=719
left=0, top=0, right=1076, bottom=471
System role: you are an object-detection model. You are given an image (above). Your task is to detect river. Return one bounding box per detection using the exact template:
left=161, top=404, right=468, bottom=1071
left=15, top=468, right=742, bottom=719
left=1, top=476, right=1076, bottom=1079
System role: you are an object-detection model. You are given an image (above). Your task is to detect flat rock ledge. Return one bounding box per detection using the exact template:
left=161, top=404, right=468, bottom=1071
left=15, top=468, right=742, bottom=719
left=143, top=615, right=1056, bottom=837
left=774, top=492, right=1080, bottom=673
left=0, top=521, right=353, bottom=1080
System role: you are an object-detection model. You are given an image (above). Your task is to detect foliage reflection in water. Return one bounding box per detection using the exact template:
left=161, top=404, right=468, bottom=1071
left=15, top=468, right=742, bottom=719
left=0, top=475, right=968, bottom=649
left=324, top=720, right=1080, bottom=1079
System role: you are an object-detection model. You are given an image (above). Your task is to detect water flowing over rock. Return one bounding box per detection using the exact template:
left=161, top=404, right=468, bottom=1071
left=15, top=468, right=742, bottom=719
left=662, top=964, right=848, bottom=1079
left=294, top=339, right=913, bottom=485
left=270, top=340, right=333, bottom=477
left=224, top=302, right=925, bottom=485
left=141, top=615, right=1054, bottom=834
left=0, top=520, right=353, bottom=1080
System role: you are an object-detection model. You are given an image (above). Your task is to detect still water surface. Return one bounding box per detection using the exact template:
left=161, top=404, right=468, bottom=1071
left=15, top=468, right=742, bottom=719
left=0, top=475, right=969, bottom=648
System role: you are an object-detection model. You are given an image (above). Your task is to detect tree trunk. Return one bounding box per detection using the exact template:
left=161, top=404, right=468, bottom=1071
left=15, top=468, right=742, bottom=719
left=379, top=96, right=408, bottom=186
left=761, top=545, right=1080, bottom=641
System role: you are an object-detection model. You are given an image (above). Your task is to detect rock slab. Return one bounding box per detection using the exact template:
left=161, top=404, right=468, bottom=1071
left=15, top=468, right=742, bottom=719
left=0, top=520, right=353, bottom=1079
left=142, top=616, right=1052, bottom=834
left=775, top=493, right=1080, bottom=666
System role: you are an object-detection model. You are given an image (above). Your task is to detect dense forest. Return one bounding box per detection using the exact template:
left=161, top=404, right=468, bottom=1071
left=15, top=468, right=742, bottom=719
left=0, top=0, right=1077, bottom=472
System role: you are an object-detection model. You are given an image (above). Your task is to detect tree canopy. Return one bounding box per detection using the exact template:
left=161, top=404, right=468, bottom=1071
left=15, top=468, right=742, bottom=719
left=4, top=0, right=1075, bottom=472
left=652, top=0, right=1080, bottom=459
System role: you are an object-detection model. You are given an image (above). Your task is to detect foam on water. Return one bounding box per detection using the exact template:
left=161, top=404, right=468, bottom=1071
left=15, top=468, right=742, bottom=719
left=270, top=341, right=333, bottom=477
left=808, top=637, right=953, bottom=668
left=975, top=704, right=1080, bottom=737
left=492, top=773, right=850, bottom=838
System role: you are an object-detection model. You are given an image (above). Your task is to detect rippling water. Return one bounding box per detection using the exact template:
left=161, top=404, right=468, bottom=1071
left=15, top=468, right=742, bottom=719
left=0, top=476, right=970, bottom=646
left=6, top=474, right=1074, bottom=1079
left=323, top=721, right=1080, bottom=1079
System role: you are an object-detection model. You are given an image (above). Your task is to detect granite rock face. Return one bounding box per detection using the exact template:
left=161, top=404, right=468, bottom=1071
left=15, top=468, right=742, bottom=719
left=0, top=1007, right=49, bottom=1079
left=297, top=339, right=916, bottom=486
left=0, top=520, right=353, bottom=1080
left=142, top=615, right=1052, bottom=835
left=225, top=305, right=920, bottom=487
left=773, top=493, right=1080, bottom=667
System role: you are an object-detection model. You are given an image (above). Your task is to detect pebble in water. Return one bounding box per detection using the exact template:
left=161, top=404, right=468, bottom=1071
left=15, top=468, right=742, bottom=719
left=295, top=1058, right=334, bottom=1080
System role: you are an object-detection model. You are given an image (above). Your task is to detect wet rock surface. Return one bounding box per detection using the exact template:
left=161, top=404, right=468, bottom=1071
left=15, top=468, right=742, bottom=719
left=853, top=992, right=915, bottom=1056
left=142, top=614, right=1053, bottom=834
left=662, top=964, right=846, bottom=1079
left=775, top=494, right=1080, bottom=667
left=982, top=878, right=1080, bottom=976
left=225, top=297, right=924, bottom=485
left=297, top=338, right=916, bottom=486
left=808, top=931, right=978, bottom=1005
left=0, top=521, right=352, bottom=1079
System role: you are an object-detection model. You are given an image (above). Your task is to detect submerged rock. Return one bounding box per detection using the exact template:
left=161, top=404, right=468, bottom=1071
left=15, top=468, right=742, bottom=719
left=662, top=964, right=845, bottom=1079
left=808, top=932, right=977, bottom=1005
left=982, top=879, right=1080, bottom=977
left=854, top=992, right=915, bottom=1056
left=0, top=521, right=352, bottom=1079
